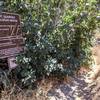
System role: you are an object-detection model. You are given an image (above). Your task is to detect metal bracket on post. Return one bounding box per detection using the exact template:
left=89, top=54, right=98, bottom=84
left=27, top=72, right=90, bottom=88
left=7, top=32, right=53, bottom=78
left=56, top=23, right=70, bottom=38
left=7, top=57, right=17, bottom=70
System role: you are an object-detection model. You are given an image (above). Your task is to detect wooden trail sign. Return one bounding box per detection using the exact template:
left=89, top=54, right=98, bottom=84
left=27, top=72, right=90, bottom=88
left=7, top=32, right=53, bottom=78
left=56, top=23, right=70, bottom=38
left=0, top=12, right=24, bottom=58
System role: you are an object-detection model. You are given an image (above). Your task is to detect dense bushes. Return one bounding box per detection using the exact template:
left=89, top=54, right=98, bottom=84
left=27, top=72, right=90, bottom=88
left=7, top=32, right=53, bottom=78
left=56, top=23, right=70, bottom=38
left=3, top=0, right=100, bottom=88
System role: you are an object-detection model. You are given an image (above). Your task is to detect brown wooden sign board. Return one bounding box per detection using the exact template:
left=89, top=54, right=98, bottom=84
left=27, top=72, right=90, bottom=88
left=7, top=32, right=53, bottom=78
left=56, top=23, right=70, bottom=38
left=0, top=12, right=24, bottom=58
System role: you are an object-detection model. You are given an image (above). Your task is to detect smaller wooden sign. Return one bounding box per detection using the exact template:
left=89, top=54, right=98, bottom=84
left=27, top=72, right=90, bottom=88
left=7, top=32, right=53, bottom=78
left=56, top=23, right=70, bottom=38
left=0, top=12, right=24, bottom=58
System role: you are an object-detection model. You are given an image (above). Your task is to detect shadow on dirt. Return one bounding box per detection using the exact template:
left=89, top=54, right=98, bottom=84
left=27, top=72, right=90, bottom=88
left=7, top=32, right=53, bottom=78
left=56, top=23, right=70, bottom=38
left=47, top=75, right=93, bottom=100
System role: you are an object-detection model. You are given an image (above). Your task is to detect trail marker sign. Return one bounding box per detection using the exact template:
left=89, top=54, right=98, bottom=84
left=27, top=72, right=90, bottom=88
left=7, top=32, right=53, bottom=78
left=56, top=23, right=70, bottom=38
left=0, top=12, right=24, bottom=58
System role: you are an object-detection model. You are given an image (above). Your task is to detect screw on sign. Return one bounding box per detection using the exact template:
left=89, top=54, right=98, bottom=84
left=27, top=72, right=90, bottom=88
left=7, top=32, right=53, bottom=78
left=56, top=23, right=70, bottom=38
left=0, top=12, right=24, bottom=68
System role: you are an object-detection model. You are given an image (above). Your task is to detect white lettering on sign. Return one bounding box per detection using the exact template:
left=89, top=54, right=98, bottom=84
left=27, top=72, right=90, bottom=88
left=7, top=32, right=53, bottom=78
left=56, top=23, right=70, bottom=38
left=0, top=19, right=18, bottom=22
left=3, top=15, right=15, bottom=19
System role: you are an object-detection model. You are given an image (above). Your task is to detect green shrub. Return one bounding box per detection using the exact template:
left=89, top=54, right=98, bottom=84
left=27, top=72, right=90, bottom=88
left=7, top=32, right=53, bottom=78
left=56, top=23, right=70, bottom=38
left=4, top=0, right=100, bottom=88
